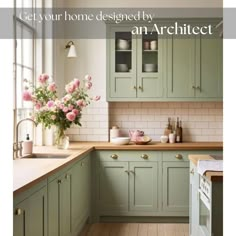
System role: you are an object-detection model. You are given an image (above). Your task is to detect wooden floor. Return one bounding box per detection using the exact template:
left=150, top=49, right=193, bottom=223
left=80, top=223, right=189, bottom=236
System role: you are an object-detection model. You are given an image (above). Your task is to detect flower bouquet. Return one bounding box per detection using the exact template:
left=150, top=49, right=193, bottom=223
left=23, top=74, right=100, bottom=148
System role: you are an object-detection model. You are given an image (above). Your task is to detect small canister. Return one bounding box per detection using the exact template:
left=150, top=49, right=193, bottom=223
left=110, top=126, right=120, bottom=140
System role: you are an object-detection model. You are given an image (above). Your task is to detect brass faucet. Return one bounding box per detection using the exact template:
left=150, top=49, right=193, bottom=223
left=13, top=118, right=37, bottom=159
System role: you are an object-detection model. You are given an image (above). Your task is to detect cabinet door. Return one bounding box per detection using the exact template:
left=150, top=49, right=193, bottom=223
left=163, top=162, right=190, bottom=215
left=13, top=186, right=47, bottom=236
left=129, top=162, right=159, bottom=212
left=98, top=161, right=129, bottom=213
left=48, top=173, right=72, bottom=236
left=109, top=26, right=137, bottom=99
left=189, top=162, right=199, bottom=236
left=196, top=36, right=223, bottom=99
left=71, top=156, right=91, bottom=231
left=137, top=32, right=163, bottom=99
left=59, top=173, right=72, bottom=236
left=167, top=36, right=196, bottom=98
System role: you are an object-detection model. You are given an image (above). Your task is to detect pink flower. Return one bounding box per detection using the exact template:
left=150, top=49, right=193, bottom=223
left=68, top=104, right=74, bottom=110
left=47, top=82, right=56, bottom=92
left=66, top=112, right=76, bottom=121
left=73, top=78, right=80, bottom=88
left=85, top=74, right=92, bottom=81
left=23, top=91, right=32, bottom=101
left=38, top=74, right=49, bottom=84
left=76, top=99, right=84, bottom=106
left=62, top=94, right=72, bottom=102
left=35, top=102, right=41, bottom=110
left=72, top=109, right=79, bottom=116
left=85, top=81, right=92, bottom=89
left=93, top=95, right=101, bottom=101
left=47, top=100, right=54, bottom=108
left=65, top=82, right=76, bottom=93
left=82, top=101, right=87, bottom=107
left=63, top=107, right=69, bottom=113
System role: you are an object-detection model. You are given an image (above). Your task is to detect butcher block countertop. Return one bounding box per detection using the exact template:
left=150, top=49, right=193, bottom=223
left=188, top=154, right=223, bottom=181
left=14, top=142, right=223, bottom=195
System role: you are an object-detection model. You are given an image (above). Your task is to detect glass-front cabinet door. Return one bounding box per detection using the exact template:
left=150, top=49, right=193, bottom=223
left=137, top=31, right=163, bottom=99
left=109, top=27, right=137, bottom=98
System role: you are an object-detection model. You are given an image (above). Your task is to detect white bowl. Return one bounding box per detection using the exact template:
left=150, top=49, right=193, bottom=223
left=143, top=64, right=157, bottom=72
left=117, top=39, right=129, bottom=50
left=160, top=135, right=168, bottom=143
left=116, top=64, right=129, bottom=72
left=111, top=137, right=130, bottom=145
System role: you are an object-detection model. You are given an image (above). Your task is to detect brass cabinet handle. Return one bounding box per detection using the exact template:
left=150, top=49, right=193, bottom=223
left=138, top=86, right=143, bottom=91
left=111, top=154, right=118, bottom=159
left=124, top=170, right=129, bottom=174
left=15, top=208, right=22, bottom=215
left=129, top=170, right=135, bottom=174
left=175, top=154, right=183, bottom=160
left=65, top=174, right=69, bottom=179
left=58, top=179, right=62, bottom=184
left=133, top=86, right=137, bottom=90
left=190, top=169, right=194, bottom=175
left=192, top=85, right=196, bottom=89
left=141, top=154, right=149, bottom=160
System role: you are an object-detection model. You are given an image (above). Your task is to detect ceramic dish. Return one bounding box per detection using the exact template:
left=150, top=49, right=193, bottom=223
left=134, top=136, right=152, bottom=145
left=110, top=137, right=130, bottom=145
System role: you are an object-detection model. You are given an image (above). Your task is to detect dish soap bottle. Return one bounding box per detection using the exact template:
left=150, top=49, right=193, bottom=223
left=23, top=134, right=33, bottom=155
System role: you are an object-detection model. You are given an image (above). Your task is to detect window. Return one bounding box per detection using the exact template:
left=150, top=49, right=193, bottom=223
left=14, top=0, right=43, bottom=142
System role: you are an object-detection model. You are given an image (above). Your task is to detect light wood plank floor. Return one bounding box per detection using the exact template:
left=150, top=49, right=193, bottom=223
left=80, top=223, right=189, bottom=236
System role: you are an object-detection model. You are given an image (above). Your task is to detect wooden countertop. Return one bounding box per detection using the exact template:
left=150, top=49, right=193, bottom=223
left=14, top=142, right=223, bottom=195
left=188, top=154, right=223, bottom=181
left=70, top=141, right=223, bottom=150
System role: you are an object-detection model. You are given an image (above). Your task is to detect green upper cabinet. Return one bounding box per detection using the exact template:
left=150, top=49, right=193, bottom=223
left=107, top=24, right=164, bottom=101
left=14, top=183, right=47, bottom=236
left=107, top=20, right=223, bottom=101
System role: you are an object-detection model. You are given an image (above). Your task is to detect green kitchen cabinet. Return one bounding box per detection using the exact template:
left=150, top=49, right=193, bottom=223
left=129, top=162, right=159, bottom=212
left=71, top=155, right=91, bottom=234
left=107, top=24, right=164, bottom=101
left=167, top=28, right=223, bottom=101
left=189, top=161, right=199, bottom=236
left=13, top=181, right=47, bottom=236
left=162, top=151, right=190, bottom=216
left=96, top=151, right=161, bottom=216
left=98, top=161, right=129, bottom=214
left=48, top=169, right=72, bottom=236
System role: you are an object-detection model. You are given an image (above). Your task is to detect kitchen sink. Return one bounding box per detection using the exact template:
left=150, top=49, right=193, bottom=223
left=24, top=153, right=70, bottom=159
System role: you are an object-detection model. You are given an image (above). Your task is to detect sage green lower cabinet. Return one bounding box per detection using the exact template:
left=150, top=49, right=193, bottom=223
left=48, top=170, right=72, bottom=236
left=129, top=162, right=158, bottom=212
left=162, top=162, right=190, bottom=215
left=189, top=162, right=199, bottom=236
left=13, top=181, right=47, bottom=236
left=98, top=161, right=129, bottom=214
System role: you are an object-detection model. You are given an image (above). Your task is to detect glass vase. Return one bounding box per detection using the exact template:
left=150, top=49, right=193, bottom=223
left=55, top=128, right=69, bottom=149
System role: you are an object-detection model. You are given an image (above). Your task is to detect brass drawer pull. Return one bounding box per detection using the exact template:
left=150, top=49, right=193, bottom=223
left=58, top=179, right=62, bottom=184
left=15, top=208, right=22, bottom=215
left=175, top=154, right=183, bottom=160
left=111, top=154, right=118, bottom=159
left=129, top=170, right=135, bottom=175
left=141, top=154, right=149, bottom=160
left=124, top=170, right=129, bottom=174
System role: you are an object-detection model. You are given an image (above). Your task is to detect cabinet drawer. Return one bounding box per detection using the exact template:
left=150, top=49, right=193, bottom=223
left=96, top=151, right=162, bottom=162
left=163, top=151, right=190, bottom=162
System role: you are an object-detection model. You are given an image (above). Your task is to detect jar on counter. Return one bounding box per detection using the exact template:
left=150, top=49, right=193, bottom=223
left=110, top=126, right=120, bottom=140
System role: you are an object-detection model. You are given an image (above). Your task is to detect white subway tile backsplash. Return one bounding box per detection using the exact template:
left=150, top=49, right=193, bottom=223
left=109, top=102, right=223, bottom=142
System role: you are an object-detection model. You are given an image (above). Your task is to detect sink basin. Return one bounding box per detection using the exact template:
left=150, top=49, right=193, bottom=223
left=25, top=153, right=70, bottom=159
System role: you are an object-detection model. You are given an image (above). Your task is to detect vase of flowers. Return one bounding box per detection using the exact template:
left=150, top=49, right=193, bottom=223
left=23, top=73, right=100, bottom=149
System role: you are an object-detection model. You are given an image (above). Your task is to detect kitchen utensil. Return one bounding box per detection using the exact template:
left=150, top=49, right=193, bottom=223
left=129, top=130, right=145, bottom=141
left=143, top=64, right=157, bottom=72
left=110, top=137, right=130, bottom=145
left=160, top=135, right=168, bottom=143
left=134, top=136, right=152, bottom=145
left=150, top=40, right=157, bottom=50
left=116, top=64, right=129, bottom=72
left=117, top=39, right=130, bottom=50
